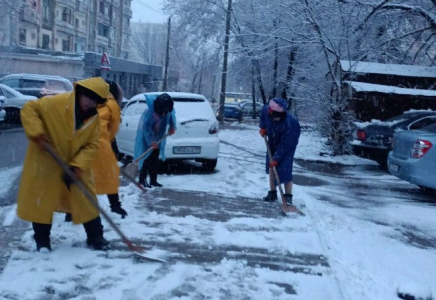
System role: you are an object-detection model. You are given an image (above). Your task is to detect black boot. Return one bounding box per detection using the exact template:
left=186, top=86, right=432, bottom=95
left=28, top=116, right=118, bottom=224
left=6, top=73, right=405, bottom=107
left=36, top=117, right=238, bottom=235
left=263, top=190, right=278, bottom=202
left=32, top=223, right=52, bottom=251
left=108, top=194, right=127, bottom=219
left=284, top=194, right=293, bottom=206
left=149, top=170, right=162, bottom=187
left=83, top=217, right=110, bottom=250
left=150, top=181, right=163, bottom=187
left=139, top=165, right=151, bottom=188
left=64, top=213, right=72, bottom=222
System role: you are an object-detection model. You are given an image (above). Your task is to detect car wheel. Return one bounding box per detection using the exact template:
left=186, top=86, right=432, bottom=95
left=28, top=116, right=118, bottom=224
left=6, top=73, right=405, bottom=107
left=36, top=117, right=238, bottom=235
left=202, top=159, right=217, bottom=171
left=4, top=108, right=20, bottom=123
left=376, top=158, right=388, bottom=169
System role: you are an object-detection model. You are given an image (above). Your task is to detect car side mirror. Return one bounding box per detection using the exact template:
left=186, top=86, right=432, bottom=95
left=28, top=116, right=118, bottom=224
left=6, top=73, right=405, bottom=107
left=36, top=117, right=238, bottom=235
left=0, top=96, right=5, bottom=100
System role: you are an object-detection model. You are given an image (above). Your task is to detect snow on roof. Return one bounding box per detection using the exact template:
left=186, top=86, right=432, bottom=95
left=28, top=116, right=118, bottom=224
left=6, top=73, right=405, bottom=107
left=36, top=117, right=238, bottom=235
left=346, top=81, right=436, bottom=97
left=340, top=60, right=436, bottom=78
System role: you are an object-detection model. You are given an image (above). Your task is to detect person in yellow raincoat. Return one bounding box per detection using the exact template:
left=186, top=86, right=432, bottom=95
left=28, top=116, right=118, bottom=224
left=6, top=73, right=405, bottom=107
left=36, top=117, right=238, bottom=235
left=17, top=77, right=111, bottom=252
left=92, top=80, right=127, bottom=218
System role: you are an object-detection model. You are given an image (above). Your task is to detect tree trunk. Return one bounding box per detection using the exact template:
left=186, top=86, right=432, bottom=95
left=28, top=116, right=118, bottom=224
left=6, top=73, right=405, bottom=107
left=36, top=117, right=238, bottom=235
left=217, top=0, right=232, bottom=122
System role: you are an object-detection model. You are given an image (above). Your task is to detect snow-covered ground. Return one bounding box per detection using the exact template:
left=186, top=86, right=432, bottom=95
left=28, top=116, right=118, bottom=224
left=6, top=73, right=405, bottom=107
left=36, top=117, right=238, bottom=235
left=0, top=122, right=435, bottom=300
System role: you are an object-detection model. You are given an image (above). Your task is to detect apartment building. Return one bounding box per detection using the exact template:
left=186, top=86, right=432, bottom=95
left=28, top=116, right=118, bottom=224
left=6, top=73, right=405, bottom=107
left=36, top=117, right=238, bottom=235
left=1, top=0, right=132, bottom=59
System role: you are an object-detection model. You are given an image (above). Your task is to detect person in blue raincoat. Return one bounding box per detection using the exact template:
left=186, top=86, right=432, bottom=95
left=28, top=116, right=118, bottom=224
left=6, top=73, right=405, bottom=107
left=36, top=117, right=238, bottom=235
left=259, top=97, right=300, bottom=204
left=134, top=93, right=176, bottom=187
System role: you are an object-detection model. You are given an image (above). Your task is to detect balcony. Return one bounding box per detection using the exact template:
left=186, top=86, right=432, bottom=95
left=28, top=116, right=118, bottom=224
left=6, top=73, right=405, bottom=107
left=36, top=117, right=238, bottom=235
left=57, top=0, right=75, bottom=9
left=56, top=22, right=75, bottom=35
left=75, top=1, right=89, bottom=13
left=124, top=7, right=132, bottom=18
left=19, top=7, right=39, bottom=25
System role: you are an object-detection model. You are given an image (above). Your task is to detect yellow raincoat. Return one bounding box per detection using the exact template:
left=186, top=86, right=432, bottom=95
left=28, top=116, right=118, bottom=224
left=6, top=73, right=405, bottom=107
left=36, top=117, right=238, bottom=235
left=17, top=77, right=109, bottom=225
left=92, top=96, right=121, bottom=194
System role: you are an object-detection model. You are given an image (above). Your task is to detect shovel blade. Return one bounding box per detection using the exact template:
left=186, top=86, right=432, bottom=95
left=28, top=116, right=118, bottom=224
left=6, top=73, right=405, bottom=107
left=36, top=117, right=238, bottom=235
left=281, top=204, right=305, bottom=216
left=124, top=162, right=138, bottom=179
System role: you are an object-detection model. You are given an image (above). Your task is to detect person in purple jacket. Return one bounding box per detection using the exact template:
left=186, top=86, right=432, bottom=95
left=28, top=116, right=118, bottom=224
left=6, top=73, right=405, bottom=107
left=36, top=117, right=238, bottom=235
left=259, top=97, right=301, bottom=205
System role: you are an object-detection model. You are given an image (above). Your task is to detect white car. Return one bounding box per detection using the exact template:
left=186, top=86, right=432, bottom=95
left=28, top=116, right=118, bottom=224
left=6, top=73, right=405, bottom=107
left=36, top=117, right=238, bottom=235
left=0, top=83, right=37, bottom=122
left=116, top=92, right=220, bottom=170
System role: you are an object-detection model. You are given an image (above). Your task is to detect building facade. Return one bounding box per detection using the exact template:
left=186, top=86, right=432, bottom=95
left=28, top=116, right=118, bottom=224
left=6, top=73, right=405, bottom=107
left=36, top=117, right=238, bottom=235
left=1, top=0, right=132, bottom=59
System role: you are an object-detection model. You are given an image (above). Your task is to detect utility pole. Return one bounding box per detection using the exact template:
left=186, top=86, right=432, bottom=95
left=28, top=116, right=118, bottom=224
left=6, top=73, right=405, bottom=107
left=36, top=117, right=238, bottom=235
left=217, top=0, right=232, bottom=122
left=162, top=17, right=171, bottom=91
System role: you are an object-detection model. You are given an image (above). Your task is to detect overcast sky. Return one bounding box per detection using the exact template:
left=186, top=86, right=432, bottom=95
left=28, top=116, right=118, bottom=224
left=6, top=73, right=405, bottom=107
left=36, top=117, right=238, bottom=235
left=131, top=0, right=168, bottom=23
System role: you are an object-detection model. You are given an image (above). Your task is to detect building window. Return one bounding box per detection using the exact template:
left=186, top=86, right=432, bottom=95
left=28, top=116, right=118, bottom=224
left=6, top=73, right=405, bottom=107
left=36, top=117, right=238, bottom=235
left=42, top=34, right=50, bottom=49
left=98, top=23, right=109, bottom=37
left=19, top=28, right=26, bottom=46
left=31, top=32, right=36, bottom=40
left=97, top=45, right=105, bottom=54
left=62, top=8, right=72, bottom=23
left=43, top=2, right=49, bottom=21
left=99, top=1, right=104, bottom=14
left=62, top=39, right=70, bottom=51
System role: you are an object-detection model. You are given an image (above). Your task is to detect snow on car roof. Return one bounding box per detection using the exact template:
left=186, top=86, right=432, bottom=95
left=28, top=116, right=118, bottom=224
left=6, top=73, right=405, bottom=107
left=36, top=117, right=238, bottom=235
left=0, top=73, right=71, bottom=82
left=346, top=81, right=436, bottom=97
left=144, top=92, right=207, bottom=100
left=340, top=60, right=436, bottom=78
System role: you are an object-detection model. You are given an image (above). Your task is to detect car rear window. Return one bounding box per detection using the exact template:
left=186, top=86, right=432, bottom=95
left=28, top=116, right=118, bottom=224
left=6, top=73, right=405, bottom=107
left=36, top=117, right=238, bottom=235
left=172, top=97, right=204, bottom=102
left=46, top=80, right=68, bottom=90
left=420, top=123, right=436, bottom=133
left=22, top=79, right=45, bottom=88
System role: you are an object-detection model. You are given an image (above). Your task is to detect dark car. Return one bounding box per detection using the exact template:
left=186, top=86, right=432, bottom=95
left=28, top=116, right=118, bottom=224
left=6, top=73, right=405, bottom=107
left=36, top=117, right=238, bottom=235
left=240, top=101, right=264, bottom=118
left=0, top=73, right=73, bottom=99
left=350, top=110, right=436, bottom=166
left=218, top=102, right=243, bottom=122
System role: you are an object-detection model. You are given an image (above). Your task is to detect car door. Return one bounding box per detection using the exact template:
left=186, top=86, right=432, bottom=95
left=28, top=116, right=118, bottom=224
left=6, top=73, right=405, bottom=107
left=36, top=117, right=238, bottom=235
left=117, top=100, right=148, bottom=156
left=241, top=103, right=254, bottom=116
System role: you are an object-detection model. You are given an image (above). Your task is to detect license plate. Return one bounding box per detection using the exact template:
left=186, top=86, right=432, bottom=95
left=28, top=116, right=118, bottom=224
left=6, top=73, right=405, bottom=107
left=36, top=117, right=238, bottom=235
left=389, top=163, right=399, bottom=173
left=173, top=146, right=201, bottom=154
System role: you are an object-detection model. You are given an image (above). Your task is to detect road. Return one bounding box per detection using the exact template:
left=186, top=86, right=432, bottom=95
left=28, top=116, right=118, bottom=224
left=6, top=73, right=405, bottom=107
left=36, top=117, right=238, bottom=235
left=0, top=124, right=435, bottom=299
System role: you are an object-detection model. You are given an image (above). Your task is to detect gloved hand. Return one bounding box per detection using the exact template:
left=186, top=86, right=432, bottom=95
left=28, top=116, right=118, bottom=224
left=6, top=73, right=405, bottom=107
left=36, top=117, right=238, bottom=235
left=259, top=128, right=267, bottom=137
left=62, top=166, right=82, bottom=190
left=151, top=142, right=158, bottom=149
left=32, top=134, right=50, bottom=149
left=269, top=160, right=278, bottom=168
left=168, top=128, right=176, bottom=135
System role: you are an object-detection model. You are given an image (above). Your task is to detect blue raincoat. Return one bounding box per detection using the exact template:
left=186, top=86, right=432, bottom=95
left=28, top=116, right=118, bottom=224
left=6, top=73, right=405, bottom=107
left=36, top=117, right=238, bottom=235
left=259, top=98, right=300, bottom=184
left=134, top=94, right=176, bottom=169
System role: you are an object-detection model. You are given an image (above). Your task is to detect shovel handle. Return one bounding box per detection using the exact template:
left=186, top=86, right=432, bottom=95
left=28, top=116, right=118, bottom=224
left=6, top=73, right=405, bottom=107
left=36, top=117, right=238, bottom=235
left=132, top=134, right=169, bottom=164
left=42, top=142, right=145, bottom=252
left=263, top=136, right=287, bottom=207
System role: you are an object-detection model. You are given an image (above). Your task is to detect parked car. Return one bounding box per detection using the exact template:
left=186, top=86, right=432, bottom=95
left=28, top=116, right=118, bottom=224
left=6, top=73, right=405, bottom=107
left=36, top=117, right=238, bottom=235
left=239, top=101, right=264, bottom=117
left=0, top=97, right=5, bottom=122
left=350, top=110, right=436, bottom=166
left=116, top=92, right=220, bottom=171
left=0, top=73, right=73, bottom=99
left=219, top=102, right=243, bottom=122
left=388, top=123, right=436, bottom=192
left=0, top=83, right=38, bottom=123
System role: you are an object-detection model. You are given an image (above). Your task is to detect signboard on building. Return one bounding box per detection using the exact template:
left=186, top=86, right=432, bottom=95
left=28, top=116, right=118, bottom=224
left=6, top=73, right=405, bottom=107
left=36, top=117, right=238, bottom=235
left=100, top=53, right=111, bottom=70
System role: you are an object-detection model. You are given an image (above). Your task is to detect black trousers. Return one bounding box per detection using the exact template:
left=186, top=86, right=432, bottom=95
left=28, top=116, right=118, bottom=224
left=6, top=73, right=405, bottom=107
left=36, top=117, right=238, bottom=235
left=139, top=149, right=160, bottom=184
left=32, top=216, right=104, bottom=244
left=107, top=193, right=121, bottom=208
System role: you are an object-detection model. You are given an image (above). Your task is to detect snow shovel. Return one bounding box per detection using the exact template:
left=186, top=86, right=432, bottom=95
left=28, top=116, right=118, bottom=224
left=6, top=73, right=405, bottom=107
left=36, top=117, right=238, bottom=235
left=263, top=136, right=304, bottom=216
left=124, top=134, right=169, bottom=179
left=119, top=168, right=147, bottom=192
left=42, top=142, right=166, bottom=262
